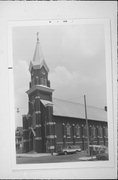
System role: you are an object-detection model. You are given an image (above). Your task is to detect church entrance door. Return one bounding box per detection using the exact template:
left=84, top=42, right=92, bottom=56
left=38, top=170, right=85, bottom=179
left=29, top=130, right=35, bottom=152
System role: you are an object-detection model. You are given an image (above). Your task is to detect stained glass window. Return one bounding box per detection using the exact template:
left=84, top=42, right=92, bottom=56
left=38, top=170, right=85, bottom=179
left=66, top=123, right=71, bottom=138
left=76, top=124, right=80, bottom=137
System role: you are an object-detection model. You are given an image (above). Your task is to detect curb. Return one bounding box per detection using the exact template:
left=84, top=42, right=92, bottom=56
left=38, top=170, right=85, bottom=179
left=78, top=156, right=96, bottom=161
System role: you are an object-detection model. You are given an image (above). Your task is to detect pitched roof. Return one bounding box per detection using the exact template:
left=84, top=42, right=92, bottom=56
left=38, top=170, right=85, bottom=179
left=53, top=98, right=107, bottom=122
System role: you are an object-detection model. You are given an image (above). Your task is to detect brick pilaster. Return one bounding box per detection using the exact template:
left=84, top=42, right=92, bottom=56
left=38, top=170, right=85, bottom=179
left=34, top=96, right=42, bottom=153
left=46, top=105, right=56, bottom=153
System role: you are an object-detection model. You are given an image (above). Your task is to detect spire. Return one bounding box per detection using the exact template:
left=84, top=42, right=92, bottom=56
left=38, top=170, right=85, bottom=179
left=33, top=32, right=44, bottom=63
left=37, top=32, right=39, bottom=42
left=29, top=32, right=49, bottom=72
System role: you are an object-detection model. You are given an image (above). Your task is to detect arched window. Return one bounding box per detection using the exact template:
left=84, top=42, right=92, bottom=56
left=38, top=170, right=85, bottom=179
left=62, top=123, right=66, bottom=138
left=66, top=123, right=71, bottom=138
left=105, top=127, right=108, bottom=137
left=92, top=126, right=96, bottom=138
left=40, top=75, right=47, bottom=86
left=75, top=124, right=80, bottom=138
left=98, top=126, right=103, bottom=137
left=35, top=76, right=39, bottom=85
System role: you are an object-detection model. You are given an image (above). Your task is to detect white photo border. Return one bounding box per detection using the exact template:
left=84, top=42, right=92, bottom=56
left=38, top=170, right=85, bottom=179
left=8, top=19, right=115, bottom=170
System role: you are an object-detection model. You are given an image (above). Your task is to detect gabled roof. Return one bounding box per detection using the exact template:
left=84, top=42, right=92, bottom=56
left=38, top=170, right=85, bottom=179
left=41, top=99, right=53, bottom=107
left=29, top=38, right=49, bottom=72
left=53, top=98, right=107, bottom=122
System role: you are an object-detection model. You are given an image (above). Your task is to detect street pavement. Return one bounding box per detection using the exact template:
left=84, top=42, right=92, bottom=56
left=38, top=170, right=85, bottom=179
left=16, top=151, right=96, bottom=164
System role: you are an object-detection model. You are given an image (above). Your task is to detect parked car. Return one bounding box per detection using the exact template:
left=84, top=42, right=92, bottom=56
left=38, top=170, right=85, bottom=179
left=96, top=152, right=108, bottom=160
left=89, top=145, right=108, bottom=160
left=58, top=145, right=81, bottom=155
left=96, top=146, right=108, bottom=160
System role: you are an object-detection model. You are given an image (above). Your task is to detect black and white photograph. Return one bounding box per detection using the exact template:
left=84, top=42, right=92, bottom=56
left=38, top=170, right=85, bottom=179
left=0, top=1, right=116, bottom=179
left=12, top=21, right=110, bottom=165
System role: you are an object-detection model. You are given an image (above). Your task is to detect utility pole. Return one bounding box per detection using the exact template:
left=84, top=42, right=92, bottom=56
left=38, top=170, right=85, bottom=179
left=84, top=95, right=90, bottom=156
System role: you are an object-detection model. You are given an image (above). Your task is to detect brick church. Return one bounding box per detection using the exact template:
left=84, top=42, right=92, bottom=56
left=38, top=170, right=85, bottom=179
left=22, top=34, right=108, bottom=153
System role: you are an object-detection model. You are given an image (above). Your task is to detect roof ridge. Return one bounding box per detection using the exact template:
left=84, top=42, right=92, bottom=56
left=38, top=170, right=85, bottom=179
left=53, top=97, right=104, bottom=111
left=53, top=97, right=83, bottom=105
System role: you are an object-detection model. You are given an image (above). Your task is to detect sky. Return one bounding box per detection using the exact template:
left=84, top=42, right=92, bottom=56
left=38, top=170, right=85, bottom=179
left=12, top=24, right=107, bottom=127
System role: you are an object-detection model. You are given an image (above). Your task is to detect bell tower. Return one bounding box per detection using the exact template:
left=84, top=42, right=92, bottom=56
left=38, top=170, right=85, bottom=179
left=29, top=32, right=51, bottom=89
left=22, top=33, right=56, bottom=153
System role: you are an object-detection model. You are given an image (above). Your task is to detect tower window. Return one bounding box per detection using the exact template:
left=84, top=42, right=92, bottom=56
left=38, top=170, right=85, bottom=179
left=32, top=77, right=35, bottom=86
left=35, top=76, right=39, bottom=85
left=40, top=76, right=47, bottom=86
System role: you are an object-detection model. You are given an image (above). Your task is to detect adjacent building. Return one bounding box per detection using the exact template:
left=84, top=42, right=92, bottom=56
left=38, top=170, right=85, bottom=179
left=15, top=127, right=23, bottom=152
left=22, top=34, right=108, bottom=153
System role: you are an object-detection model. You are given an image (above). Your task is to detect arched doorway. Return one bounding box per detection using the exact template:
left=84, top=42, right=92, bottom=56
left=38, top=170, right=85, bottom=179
left=29, top=128, right=36, bottom=152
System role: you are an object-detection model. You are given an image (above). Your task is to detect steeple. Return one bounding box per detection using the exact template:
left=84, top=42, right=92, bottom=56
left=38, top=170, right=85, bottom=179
left=37, top=32, right=39, bottom=42
left=32, top=32, right=44, bottom=64
left=23, top=33, right=54, bottom=154
left=29, top=32, right=49, bottom=72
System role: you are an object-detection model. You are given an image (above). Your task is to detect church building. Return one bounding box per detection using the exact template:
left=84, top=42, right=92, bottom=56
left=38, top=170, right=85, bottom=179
left=22, top=34, right=108, bottom=153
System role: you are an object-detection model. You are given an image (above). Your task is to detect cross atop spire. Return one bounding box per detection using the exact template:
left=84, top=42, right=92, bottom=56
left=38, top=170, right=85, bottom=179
left=37, top=32, right=39, bottom=42
left=29, top=33, right=49, bottom=73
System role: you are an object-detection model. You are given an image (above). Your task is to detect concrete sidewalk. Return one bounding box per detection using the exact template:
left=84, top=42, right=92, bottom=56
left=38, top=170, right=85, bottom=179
left=16, top=153, right=57, bottom=158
